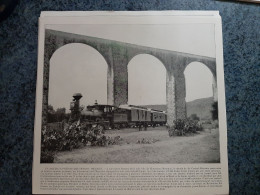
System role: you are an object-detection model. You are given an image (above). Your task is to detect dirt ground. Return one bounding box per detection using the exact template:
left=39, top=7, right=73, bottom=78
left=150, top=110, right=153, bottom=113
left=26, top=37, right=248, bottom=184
left=54, top=126, right=220, bottom=164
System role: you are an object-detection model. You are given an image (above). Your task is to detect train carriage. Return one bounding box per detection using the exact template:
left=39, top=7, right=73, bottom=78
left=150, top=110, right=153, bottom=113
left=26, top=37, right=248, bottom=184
left=119, top=104, right=151, bottom=127
left=151, top=109, right=167, bottom=126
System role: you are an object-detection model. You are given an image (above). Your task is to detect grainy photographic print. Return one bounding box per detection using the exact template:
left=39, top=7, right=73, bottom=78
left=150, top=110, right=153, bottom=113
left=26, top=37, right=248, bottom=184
left=40, top=22, right=220, bottom=164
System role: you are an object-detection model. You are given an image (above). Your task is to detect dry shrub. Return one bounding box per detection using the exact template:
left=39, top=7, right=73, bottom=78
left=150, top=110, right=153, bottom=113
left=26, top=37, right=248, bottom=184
left=136, top=138, right=159, bottom=144
left=168, top=119, right=203, bottom=137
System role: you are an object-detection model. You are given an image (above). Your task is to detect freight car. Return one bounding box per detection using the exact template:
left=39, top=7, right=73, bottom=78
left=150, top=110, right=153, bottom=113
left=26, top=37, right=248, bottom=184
left=69, top=93, right=167, bottom=130
left=118, top=105, right=167, bottom=129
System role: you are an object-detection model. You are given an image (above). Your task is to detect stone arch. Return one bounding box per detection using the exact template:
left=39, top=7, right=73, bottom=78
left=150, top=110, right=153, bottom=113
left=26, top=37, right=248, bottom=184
left=42, top=31, right=114, bottom=125
left=124, top=47, right=171, bottom=74
left=48, top=43, right=108, bottom=111
left=125, top=53, right=176, bottom=127
left=183, top=61, right=217, bottom=102
left=127, top=54, right=167, bottom=105
left=45, top=36, right=114, bottom=102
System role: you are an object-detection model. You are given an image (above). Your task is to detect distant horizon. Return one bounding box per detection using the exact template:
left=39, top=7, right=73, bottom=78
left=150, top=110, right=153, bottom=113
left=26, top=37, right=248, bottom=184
left=49, top=96, right=214, bottom=113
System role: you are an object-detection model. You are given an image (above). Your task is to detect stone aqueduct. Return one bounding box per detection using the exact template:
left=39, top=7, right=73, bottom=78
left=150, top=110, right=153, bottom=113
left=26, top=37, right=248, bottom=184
left=43, top=29, right=217, bottom=126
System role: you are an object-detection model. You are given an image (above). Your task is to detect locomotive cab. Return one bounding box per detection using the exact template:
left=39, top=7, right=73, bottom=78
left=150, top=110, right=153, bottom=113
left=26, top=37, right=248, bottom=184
left=86, top=104, right=115, bottom=122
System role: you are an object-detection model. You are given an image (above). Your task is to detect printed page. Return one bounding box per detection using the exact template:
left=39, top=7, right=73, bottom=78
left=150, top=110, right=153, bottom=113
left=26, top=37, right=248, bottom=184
left=33, top=11, right=228, bottom=195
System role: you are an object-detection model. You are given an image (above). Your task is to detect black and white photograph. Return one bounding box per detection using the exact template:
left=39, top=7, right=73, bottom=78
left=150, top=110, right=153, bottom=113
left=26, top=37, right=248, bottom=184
left=40, top=19, right=220, bottom=164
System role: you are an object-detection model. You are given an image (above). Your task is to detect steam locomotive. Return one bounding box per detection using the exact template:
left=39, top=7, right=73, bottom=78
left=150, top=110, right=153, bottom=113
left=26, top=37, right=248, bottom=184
left=70, top=93, right=167, bottom=130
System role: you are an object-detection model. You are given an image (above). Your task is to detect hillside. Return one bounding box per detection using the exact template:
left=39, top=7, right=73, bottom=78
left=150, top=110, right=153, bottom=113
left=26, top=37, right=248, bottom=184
left=141, top=97, right=214, bottom=120
left=186, top=97, right=214, bottom=120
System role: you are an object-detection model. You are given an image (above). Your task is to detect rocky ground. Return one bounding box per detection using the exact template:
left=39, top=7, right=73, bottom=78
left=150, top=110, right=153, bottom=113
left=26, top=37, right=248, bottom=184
left=54, top=126, right=220, bottom=164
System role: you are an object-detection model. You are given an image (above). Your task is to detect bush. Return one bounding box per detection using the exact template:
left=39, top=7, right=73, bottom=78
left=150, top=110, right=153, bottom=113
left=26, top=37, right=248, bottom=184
left=41, top=121, right=120, bottom=163
left=168, top=119, right=203, bottom=137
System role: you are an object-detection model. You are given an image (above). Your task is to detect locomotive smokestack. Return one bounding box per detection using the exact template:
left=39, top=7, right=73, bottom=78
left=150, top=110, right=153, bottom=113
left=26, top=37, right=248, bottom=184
left=70, top=93, right=83, bottom=122
left=73, top=93, right=82, bottom=101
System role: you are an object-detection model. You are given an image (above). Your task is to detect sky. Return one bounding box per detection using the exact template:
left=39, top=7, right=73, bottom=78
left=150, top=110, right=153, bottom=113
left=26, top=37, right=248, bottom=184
left=47, top=23, right=215, bottom=111
left=128, top=54, right=166, bottom=105
left=49, top=43, right=107, bottom=112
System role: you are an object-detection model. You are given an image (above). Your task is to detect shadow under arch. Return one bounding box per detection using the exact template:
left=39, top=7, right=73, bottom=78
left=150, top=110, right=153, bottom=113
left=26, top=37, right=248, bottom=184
left=127, top=54, right=167, bottom=106
left=48, top=43, right=108, bottom=112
